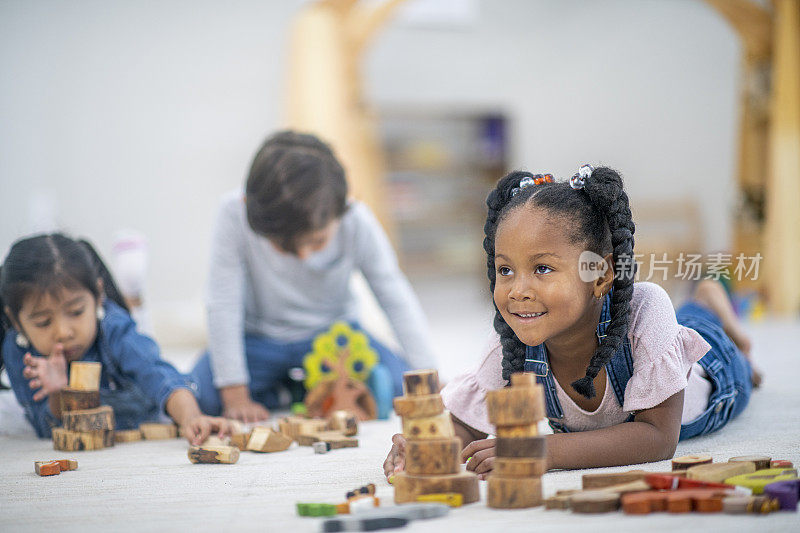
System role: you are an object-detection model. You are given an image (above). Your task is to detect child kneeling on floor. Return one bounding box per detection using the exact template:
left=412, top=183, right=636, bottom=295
left=0, top=233, right=231, bottom=444
left=384, top=166, right=757, bottom=478
left=190, top=131, right=436, bottom=423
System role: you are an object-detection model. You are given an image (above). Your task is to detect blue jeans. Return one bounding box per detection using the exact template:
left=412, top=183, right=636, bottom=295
left=677, top=302, right=752, bottom=440
left=189, top=325, right=409, bottom=416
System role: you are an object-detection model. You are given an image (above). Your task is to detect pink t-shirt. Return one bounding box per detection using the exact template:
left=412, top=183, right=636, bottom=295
left=441, top=282, right=712, bottom=435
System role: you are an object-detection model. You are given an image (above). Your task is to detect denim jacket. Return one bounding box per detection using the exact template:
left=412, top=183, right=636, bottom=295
left=3, top=300, right=192, bottom=437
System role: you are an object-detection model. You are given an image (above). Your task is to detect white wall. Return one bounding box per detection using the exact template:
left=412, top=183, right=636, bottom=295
left=0, top=0, right=739, bottom=309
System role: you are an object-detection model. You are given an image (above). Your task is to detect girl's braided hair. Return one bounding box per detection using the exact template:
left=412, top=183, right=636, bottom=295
left=483, top=167, right=636, bottom=398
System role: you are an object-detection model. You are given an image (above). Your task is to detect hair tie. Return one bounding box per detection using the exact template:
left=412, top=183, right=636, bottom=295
left=570, top=164, right=594, bottom=190
left=511, top=173, right=554, bottom=197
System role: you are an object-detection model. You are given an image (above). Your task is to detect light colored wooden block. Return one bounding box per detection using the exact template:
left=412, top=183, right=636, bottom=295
left=139, top=423, right=178, bottom=440
left=114, top=429, right=142, bottom=443
left=278, top=416, right=328, bottom=440
left=671, top=454, right=712, bottom=471
left=687, top=462, right=755, bottom=483
left=201, top=435, right=231, bottom=447
left=728, top=455, right=772, bottom=471
left=61, top=406, right=114, bottom=432
left=188, top=445, right=240, bottom=464
left=582, top=470, right=648, bottom=489
left=402, top=412, right=455, bottom=440
left=35, top=461, right=61, bottom=476
left=68, top=361, right=101, bottom=391
left=495, top=424, right=538, bottom=438
left=247, top=427, right=293, bottom=452
left=494, top=436, right=546, bottom=459
left=570, top=490, right=620, bottom=513
left=59, top=388, right=100, bottom=412
left=405, top=438, right=461, bottom=475
left=327, top=410, right=358, bottom=436
left=486, top=386, right=545, bottom=426
left=494, top=458, right=547, bottom=477
left=52, top=428, right=110, bottom=451
left=393, top=471, right=479, bottom=504
left=402, top=370, right=439, bottom=396
left=487, top=475, right=543, bottom=509
left=393, top=394, right=444, bottom=419
left=295, top=430, right=357, bottom=449
left=510, top=372, right=536, bottom=387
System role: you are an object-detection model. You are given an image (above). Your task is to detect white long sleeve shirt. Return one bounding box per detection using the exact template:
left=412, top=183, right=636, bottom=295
left=206, top=190, right=436, bottom=387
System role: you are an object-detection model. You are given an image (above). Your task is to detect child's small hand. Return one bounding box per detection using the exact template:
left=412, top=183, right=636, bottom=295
left=222, top=400, right=270, bottom=424
left=462, top=438, right=496, bottom=480
left=181, top=415, right=235, bottom=446
left=22, top=344, right=68, bottom=402
left=383, top=433, right=407, bottom=479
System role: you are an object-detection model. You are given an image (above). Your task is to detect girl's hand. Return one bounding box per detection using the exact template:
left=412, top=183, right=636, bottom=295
left=181, top=415, right=235, bottom=446
left=383, top=433, right=407, bottom=479
left=222, top=400, right=270, bottom=424
left=22, top=344, right=68, bottom=402
left=462, top=438, right=496, bottom=480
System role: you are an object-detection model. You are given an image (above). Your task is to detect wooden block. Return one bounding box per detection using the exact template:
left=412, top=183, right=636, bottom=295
left=247, top=427, right=293, bottom=452
left=59, top=388, right=100, bottom=412
left=402, top=412, right=455, bottom=440
left=621, top=491, right=669, bottom=515
left=187, top=445, right=240, bottom=464
left=139, top=423, right=178, bottom=440
left=724, top=468, right=799, bottom=494
left=544, top=494, right=572, bottom=510
left=666, top=489, right=732, bottom=513
left=278, top=416, right=328, bottom=440
left=671, top=454, right=712, bottom=471
left=494, top=436, right=546, bottom=459
left=201, top=435, right=231, bottom=447
left=597, top=480, right=651, bottom=494
left=230, top=432, right=251, bottom=451
left=764, top=479, right=800, bottom=511
left=405, top=438, right=461, bottom=475
left=114, top=429, right=142, bottom=443
left=54, top=459, right=78, bottom=471
left=722, top=495, right=781, bottom=514
left=665, top=491, right=693, bottom=513
left=694, top=493, right=724, bottom=513
left=52, top=428, right=109, bottom=451
left=327, top=410, right=359, bottom=436
left=645, top=473, right=734, bottom=491
left=415, top=493, right=463, bottom=507
left=393, top=471, right=479, bottom=504
left=35, top=461, right=61, bottom=476
left=495, top=424, right=538, bottom=438
left=295, top=430, right=357, bottom=449
left=402, top=370, right=439, bottom=396
left=570, top=490, right=620, bottom=513
left=393, top=394, right=444, bottom=419
left=486, top=386, right=545, bottom=426
left=494, top=458, right=547, bottom=477
left=771, top=459, right=794, bottom=468
left=61, top=406, right=114, bottom=432
left=582, top=470, right=647, bottom=489
left=687, top=461, right=755, bottom=483
left=487, top=475, right=542, bottom=509
left=728, top=455, right=772, bottom=471
left=510, top=372, right=535, bottom=387
left=68, top=361, right=101, bottom=391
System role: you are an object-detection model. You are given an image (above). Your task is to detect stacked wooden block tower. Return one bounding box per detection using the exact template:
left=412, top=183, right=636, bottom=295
left=486, top=372, right=546, bottom=508
left=53, top=362, right=115, bottom=451
left=392, top=369, right=479, bottom=505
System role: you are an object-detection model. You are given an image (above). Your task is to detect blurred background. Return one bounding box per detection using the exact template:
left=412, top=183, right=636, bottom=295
left=1, top=0, right=798, bottom=379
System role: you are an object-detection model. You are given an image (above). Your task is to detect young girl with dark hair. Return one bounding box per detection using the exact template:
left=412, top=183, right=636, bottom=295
left=190, top=130, right=435, bottom=422
left=384, top=165, right=755, bottom=478
left=0, top=233, right=231, bottom=444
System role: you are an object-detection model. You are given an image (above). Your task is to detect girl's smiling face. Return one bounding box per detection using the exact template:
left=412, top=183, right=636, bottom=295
left=493, top=205, right=607, bottom=349
left=10, top=285, right=100, bottom=362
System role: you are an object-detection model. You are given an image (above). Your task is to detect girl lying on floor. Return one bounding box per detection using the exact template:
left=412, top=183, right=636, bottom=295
left=384, top=165, right=757, bottom=478
left=0, top=233, right=232, bottom=444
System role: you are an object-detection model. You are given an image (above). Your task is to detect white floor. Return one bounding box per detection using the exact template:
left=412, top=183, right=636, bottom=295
left=1, top=277, right=799, bottom=532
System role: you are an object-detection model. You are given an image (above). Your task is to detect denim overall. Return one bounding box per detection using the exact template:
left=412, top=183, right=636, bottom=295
left=523, top=294, right=752, bottom=440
